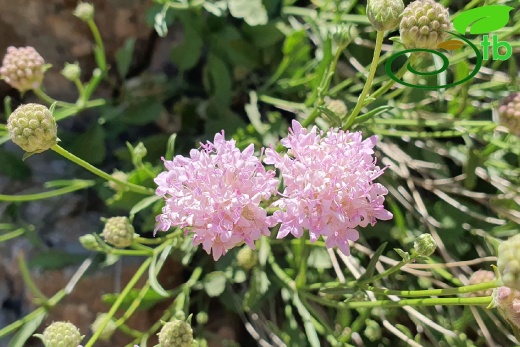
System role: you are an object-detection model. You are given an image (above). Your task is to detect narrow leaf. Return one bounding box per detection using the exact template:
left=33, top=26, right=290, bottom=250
left=358, top=242, right=388, bottom=284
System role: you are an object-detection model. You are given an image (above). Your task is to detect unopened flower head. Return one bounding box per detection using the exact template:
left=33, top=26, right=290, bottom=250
left=367, top=0, right=405, bottom=31
left=157, top=319, right=193, bottom=347
left=325, top=99, right=348, bottom=118
left=400, top=0, right=453, bottom=49
left=492, top=286, right=520, bottom=330
left=498, top=92, right=520, bottom=136
left=0, top=46, right=45, bottom=92
left=468, top=270, right=496, bottom=297
left=36, top=321, right=84, bottom=347
left=90, top=313, right=117, bottom=341
left=74, top=2, right=94, bottom=22
left=413, top=233, right=437, bottom=257
left=61, top=62, right=81, bottom=82
left=263, top=120, right=392, bottom=256
left=101, top=216, right=135, bottom=248
left=498, top=234, right=520, bottom=291
left=7, top=103, right=57, bottom=155
left=236, top=246, right=258, bottom=270
left=154, top=132, right=278, bottom=260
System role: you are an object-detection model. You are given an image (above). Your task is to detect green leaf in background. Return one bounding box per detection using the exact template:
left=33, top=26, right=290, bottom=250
left=204, top=271, right=227, bottom=297
left=7, top=310, right=46, bottom=347
left=242, top=24, right=284, bottom=49
left=0, top=148, right=31, bottom=180
left=171, top=13, right=203, bottom=71
left=27, top=250, right=88, bottom=270
left=205, top=54, right=232, bottom=107
left=307, top=247, right=332, bottom=269
left=115, top=38, right=136, bottom=78
left=68, top=122, right=106, bottom=165
left=228, top=0, right=268, bottom=26
left=358, top=242, right=387, bottom=284
left=102, top=287, right=169, bottom=310
left=121, top=100, right=165, bottom=125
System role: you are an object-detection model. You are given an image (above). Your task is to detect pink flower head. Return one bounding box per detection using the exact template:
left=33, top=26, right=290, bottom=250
left=264, top=120, right=392, bottom=255
left=154, top=132, right=278, bottom=260
left=492, top=286, right=520, bottom=329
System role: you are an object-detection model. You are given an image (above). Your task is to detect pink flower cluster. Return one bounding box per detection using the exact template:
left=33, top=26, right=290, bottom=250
left=264, top=121, right=392, bottom=255
left=155, top=132, right=278, bottom=260
left=155, top=121, right=392, bottom=260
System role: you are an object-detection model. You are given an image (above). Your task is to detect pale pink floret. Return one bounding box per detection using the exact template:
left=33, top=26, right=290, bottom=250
left=154, top=132, right=278, bottom=260
left=264, top=120, right=392, bottom=255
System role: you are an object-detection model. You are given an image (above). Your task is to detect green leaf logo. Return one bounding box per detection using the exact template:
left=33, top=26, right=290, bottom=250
left=453, top=5, right=514, bottom=35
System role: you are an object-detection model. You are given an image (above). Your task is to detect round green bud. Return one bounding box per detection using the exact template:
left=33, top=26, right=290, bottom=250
left=158, top=319, right=193, bottom=347
left=37, top=321, right=83, bottom=347
left=413, top=233, right=437, bottom=257
left=236, top=246, right=258, bottom=270
left=79, top=234, right=99, bottom=251
left=0, top=46, right=45, bottom=92
left=7, top=103, right=58, bottom=155
left=61, top=62, right=81, bottom=82
left=498, top=92, right=520, bottom=136
left=101, top=216, right=135, bottom=248
left=91, top=313, right=117, bottom=341
left=498, top=234, right=520, bottom=291
left=73, top=2, right=94, bottom=22
left=400, top=0, right=453, bottom=49
left=367, top=0, right=405, bottom=31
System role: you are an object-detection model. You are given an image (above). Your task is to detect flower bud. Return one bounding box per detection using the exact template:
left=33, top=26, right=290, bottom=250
left=325, top=99, right=348, bottom=118
left=73, top=2, right=94, bottom=22
left=7, top=103, right=58, bottom=155
left=0, top=46, right=45, bottom=92
left=108, top=171, right=129, bottom=192
left=498, top=234, right=520, bottom=291
left=413, top=233, right=437, bottom=257
left=157, top=319, right=193, bottom=347
left=91, top=313, right=117, bottom=341
left=236, top=246, right=258, bottom=270
left=400, top=0, right=453, bottom=49
left=35, top=321, right=84, bottom=347
left=498, top=92, right=520, bottom=136
left=367, top=0, right=404, bottom=31
left=101, top=216, right=135, bottom=248
left=468, top=270, right=496, bottom=297
left=61, top=62, right=81, bottom=82
left=79, top=234, right=99, bottom=251
left=492, top=286, right=520, bottom=330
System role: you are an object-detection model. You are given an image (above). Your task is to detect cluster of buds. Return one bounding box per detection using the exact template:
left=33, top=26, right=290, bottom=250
left=492, top=286, right=520, bottom=330
left=498, top=92, right=520, bottom=136
left=399, top=0, right=453, bottom=49
left=366, top=0, right=404, bottom=32
left=90, top=313, right=117, bottom=341
left=6, top=103, right=58, bottom=156
left=0, top=46, right=46, bottom=92
left=157, top=319, right=194, bottom=347
left=101, top=216, right=136, bottom=248
left=468, top=270, right=496, bottom=297
left=34, top=321, right=84, bottom=347
left=413, top=233, right=437, bottom=257
left=497, top=234, right=520, bottom=291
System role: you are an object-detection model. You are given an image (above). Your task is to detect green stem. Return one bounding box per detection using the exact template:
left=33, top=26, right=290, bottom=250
left=84, top=257, right=152, bottom=347
left=0, top=180, right=95, bottom=202
left=87, top=19, right=107, bottom=72
left=33, top=88, right=76, bottom=108
left=51, top=144, right=154, bottom=195
left=361, top=259, right=411, bottom=285
left=18, top=254, right=48, bottom=303
left=364, top=279, right=501, bottom=297
left=343, top=30, right=384, bottom=130
left=301, top=290, right=492, bottom=309
left=370, top=54, right=418, bottom=101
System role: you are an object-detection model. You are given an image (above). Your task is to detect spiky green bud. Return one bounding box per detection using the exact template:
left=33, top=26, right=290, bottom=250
left=7, top=103, right=58, bottom=155
left=157, top=319, right=193, bottom=347
left=35, top=321, right=84, bottom=347
left=91, top=313, right=117, bottom=341
left=73, top=2, right=94, bottom=22
left=236, top=246, right=258, bottom=270
left=498, top=234, right=520, bottom=291
left=101, top=216, right=135, bottom=248
left=498, top=92, right=520, bottom=136
left=413, top=233, right=437, bottom=257
left=400, top=0, right=453, bottom=49
left=367, top=0, right=404, bottom=31
left=0, top=46, right=45, bottom=92
left=61, top=62, right=81, bottom=82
